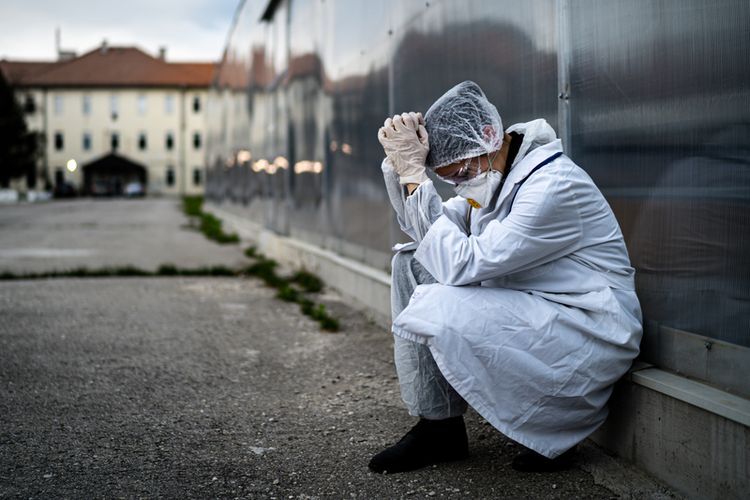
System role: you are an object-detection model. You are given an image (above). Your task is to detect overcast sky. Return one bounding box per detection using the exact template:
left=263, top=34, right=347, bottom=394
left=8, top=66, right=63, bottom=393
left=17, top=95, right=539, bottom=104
left=0, top=0, right=241, bottom=62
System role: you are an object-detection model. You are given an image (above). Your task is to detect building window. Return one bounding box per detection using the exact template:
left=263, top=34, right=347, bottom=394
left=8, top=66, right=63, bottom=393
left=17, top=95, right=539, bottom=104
left=23, top=94, right=36, bottom=114
left=193, top=132, right=201, bottom=150
left=192, top=95, right=201, bottom=113
left=82, top=94, right=91, bottom=115
left=165, top=132, right=174, bottom=151
left=165, top=94, right=174, bottom=114
left=110, top=94, right=119, bottom=120
left=54, top=95, right=63, bottom=115
left=82, top=132, right=92, bottom=151
left=137, top=94, right=147, bottom=115
left=166, top=167, right=175, bottom=187
left=193, top=168, right=202, bottom=186
left=111, top=132, right=119, bottom=151
left=138, top=132, right=147, bottom=151
left=54, top=132, right=64, bottom=151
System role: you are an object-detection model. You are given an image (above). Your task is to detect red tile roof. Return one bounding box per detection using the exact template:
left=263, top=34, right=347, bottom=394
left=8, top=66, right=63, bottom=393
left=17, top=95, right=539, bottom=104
left=0, top=46, right=216, bottom=88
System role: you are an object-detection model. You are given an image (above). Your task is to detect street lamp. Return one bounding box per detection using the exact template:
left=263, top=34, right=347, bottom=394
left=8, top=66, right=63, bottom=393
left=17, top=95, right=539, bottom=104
left=66, top=159, right=77, bottom=172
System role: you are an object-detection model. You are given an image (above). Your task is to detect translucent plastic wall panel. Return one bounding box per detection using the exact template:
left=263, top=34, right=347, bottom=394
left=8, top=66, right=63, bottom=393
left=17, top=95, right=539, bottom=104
left=285, top=0, right=337, bottom=249
left=321, top=1, right=394, bottom=265
left=567, top=0, right=750, bottom=349
left=389, top=0, right=559, bottom=210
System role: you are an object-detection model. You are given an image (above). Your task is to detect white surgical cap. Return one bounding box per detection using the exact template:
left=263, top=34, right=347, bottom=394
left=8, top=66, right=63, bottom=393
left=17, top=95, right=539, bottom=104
left=424, top=81, right=504, bottom=170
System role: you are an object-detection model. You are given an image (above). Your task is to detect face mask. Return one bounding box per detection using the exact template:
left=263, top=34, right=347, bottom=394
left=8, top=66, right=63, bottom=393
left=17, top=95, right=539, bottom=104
left=454, top=168, right=503, bottom=209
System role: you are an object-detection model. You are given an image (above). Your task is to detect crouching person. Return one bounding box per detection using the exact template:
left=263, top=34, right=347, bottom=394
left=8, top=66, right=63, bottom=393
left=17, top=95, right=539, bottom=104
left=370, top=81, right=642, bottom=474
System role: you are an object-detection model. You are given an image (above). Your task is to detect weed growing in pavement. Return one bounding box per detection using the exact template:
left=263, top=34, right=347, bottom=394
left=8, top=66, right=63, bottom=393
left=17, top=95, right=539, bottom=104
left=310, top=303, right=340, bottom=331
left=290, top=270, right=323, bottom=293
left=199, top=212, right=240, bottom=244
left=0, top=264, right=239, bottom=280
left=276, top=285, right=300, bottom=303
left=244, top=246, right=258, bottom=258
left=242, top=248, right=339, bottom=332
left=157, top=264, right=236, bottom=276
left=244, top=258, right=285, bottom=287
left=181, top=196, right=240, bottom=244
left=182, top=196, right=203, bottom=217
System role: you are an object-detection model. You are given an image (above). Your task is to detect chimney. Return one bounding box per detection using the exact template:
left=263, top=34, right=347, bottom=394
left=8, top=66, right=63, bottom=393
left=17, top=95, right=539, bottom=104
left=100, top=39, right=108, bottom=54
left=158, top=46, right=167, bottom=60
left=55, top=28, right=76, bottom=61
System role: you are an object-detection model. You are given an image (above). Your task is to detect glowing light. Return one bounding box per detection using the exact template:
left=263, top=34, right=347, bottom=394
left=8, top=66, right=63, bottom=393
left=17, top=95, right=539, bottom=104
left=66, top=159, right=77, bottom=172
left=273, top=156, right=289, bottom=169
left=252, top=159, right=269, bottom=173
left=237, top=149, right=252, bottom=163
left=294, top=160, right=324, bottom=175
left=329, top=140, right=338, bottom=152
left=341, top=143, right=352, bottom=155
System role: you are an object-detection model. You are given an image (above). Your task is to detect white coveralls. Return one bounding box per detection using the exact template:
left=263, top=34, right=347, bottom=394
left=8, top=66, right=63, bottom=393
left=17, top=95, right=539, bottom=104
left=382, top=119, right=643, bottom=459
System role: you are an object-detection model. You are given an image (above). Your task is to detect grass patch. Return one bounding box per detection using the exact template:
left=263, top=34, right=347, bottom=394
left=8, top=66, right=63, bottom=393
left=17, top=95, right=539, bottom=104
left=182, top=196, right=240, bottom=244
left=183, top=196, right=203, bottom=217
left=276, top=285, right=301, bottom=303
left=244, top=258, right=285, bottom=287
left=199, top=212, right=240, bottom=244
left=309, top=303, right=340, bottom=332
left=290, top=270, right=323, bottom=293
left=242, top=252, right=339, bottom=332
left=0, top=264, right=241, bottom=281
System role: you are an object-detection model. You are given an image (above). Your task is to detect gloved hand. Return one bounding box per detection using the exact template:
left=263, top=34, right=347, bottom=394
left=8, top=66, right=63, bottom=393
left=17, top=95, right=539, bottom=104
left=378, top=112, right=429, bottom=185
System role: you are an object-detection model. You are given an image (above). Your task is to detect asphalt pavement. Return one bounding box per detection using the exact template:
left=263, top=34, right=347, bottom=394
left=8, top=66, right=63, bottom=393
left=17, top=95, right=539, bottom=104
left=0, top=199, right=676, bottom=499
left=0, top=198, right=247, bottom=273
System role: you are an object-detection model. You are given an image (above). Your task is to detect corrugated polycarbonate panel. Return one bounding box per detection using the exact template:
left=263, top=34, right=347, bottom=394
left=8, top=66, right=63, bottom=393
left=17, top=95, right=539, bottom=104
left=207, top=0, right=750, bottom=386
left=389, top=0, right=558, bottom=202
left=567, top=0, right=750, bottom=349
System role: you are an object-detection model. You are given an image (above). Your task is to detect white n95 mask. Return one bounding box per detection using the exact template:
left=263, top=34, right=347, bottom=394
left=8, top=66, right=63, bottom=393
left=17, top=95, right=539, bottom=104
left=454, top=169, right=503, bottom=209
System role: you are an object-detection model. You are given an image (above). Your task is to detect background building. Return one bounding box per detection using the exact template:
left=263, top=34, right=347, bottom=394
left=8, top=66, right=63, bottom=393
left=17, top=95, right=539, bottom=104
left=0, top=41, right=215, bottom=196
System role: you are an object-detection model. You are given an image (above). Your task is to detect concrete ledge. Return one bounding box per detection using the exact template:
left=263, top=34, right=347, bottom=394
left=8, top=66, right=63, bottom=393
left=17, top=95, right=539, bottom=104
left=631, top=367, right=750, bottom=427
left=592, top=375, right=749, bottom=500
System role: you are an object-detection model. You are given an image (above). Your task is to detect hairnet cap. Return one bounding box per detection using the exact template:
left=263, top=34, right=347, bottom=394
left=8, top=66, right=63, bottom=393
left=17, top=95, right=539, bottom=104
left=424, top=81, right=504, bottom=170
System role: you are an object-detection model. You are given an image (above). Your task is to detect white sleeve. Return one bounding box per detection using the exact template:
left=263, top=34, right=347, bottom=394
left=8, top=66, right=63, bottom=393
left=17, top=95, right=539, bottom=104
left=382, top=158, right=470, bottom=243
left=414, top=169, right=582, bottom=285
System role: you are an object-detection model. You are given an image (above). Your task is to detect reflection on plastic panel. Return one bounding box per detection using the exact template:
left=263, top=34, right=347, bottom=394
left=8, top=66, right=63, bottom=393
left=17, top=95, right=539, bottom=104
left=206, top=0, right=749, bottom=355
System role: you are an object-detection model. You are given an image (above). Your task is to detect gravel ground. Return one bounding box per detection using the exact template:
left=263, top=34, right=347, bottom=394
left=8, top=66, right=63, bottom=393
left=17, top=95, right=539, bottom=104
left=0, top=276, right=655, bottom=499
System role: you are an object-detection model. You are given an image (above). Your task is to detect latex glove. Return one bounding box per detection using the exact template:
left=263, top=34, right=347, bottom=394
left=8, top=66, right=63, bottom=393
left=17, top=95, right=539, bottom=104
left=378, top=112, right=429, bottom=185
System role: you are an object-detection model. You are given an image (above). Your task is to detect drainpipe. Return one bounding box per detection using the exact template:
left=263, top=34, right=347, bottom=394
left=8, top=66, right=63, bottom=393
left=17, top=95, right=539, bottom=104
left=43, top=87, right=49, bottom=189
left=179, top=87, right=186, bottom=196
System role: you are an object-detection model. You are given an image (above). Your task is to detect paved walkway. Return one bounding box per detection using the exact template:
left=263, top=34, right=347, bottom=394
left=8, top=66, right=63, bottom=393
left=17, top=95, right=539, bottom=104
left=0, top=199, right=676, bottom=498
left=0, top=199, right=247, bottom=273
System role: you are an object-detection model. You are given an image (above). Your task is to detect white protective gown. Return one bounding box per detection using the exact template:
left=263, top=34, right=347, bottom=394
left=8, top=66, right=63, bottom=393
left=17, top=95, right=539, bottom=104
left=384, top=119, right=643, bottom=458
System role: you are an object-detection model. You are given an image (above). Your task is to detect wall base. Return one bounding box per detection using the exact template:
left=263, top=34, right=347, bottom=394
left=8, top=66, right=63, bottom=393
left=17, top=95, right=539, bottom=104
left=592, top=373, right=749, bottom=500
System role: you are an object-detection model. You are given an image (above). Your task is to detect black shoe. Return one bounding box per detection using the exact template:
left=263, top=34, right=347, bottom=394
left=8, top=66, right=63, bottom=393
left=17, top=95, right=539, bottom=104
left=511, top=446, right=576, bottom=473
left=368, top=416, right=469, bottom=474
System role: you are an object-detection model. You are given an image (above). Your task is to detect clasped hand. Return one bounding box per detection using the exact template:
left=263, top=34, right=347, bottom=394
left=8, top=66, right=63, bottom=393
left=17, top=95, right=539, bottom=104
left=378, top=112, right=429, bottom=185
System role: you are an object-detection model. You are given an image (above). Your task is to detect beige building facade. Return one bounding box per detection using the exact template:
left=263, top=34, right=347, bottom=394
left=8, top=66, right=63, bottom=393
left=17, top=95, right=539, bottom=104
left=1, top=44, right=216, bottom=196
